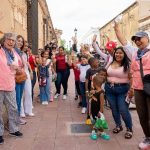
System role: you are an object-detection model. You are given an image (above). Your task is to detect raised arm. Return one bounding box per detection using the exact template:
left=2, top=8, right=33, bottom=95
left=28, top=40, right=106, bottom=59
left=114, top=21, right=127, bottom=46
left=92, top=35, right=108, bottom=62
left=113, top=21, right=137, bottom=60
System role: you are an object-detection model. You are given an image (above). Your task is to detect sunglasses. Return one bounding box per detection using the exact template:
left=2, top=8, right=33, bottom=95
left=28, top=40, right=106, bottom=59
left=134, top=37, right=141, bottom=42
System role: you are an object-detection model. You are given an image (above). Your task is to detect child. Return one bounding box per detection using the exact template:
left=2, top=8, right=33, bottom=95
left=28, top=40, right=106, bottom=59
left=89, top=75, right=110, bottom=140
left=43, top=51, right=55, bottom=102
left=38, top=57, right=50, bottom=105
left=85, top=57, right=101, bottom=119
left=70, top=54, right=82, bottom=107
left=74, top=55, right=90, bottom=114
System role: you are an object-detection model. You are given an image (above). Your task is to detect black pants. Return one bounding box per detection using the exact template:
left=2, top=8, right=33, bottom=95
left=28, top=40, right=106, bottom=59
left=134, top=90, right=150, bottom=137
left=75, top=80, right=81, bottom=95
left=56, top=70, right=68, bottom=95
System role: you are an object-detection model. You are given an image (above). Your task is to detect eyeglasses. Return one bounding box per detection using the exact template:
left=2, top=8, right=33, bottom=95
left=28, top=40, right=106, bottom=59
left=134, top=37, right=141, bottom=42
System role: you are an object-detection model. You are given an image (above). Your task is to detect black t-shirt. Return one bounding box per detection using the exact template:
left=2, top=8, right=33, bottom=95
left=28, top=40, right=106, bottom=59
left=91, top=90, right=104, bottom=120
left=85, top=68, right=101, bottom=90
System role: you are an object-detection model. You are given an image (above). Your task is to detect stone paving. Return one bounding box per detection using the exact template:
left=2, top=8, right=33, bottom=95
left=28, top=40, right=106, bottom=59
left=0, top=71, right=144, bottom=150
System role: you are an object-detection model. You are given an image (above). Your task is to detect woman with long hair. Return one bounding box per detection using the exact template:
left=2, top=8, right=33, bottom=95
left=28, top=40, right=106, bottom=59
left=105, top=46, right=133, bottom=139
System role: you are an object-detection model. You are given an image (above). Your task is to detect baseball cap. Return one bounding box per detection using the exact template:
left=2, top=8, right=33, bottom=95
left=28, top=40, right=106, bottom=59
left=105, top=41, right=117, bottom=50
left=131, top=31, right=149, bottom=41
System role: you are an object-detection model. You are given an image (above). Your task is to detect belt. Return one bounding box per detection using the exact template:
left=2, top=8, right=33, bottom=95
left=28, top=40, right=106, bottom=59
left=107, top=82, right=129, bottom=87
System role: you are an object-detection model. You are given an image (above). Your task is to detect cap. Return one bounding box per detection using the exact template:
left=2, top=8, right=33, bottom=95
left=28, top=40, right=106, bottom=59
left=131, top=31, right=149, bottom=41
left=105, top=41, right=117, bottom=50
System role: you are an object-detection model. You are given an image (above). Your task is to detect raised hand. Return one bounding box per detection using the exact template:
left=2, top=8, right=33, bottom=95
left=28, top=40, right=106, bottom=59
left=92, top=34, right=97, bottom=43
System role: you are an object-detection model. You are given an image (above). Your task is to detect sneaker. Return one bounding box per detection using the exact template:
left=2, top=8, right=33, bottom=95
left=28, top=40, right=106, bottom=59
left=90, top=130, right=98, bottom=140
left=0, top=136, right=4, bottom=145
left=27, top=113, right=35, bottom=117
left=54, top=93, right=60, bottom=99
left=19, top=118, right=27, bottom=125
left=100, top=133, right=110, bottom=140
left=10, top=131, right=23, bottom=137
left=20, top=114, right=26, bottom=118
left=81, top=107, right=87, bottom=114
left=42, top=101, right=48, bottom=105
left=62, top=95, right=67, bottom=100
left=139, top=138, right=150, bottom=149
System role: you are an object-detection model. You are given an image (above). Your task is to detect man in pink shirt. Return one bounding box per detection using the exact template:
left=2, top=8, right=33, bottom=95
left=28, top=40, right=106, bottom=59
left=0, top=33, right=23, bottom=145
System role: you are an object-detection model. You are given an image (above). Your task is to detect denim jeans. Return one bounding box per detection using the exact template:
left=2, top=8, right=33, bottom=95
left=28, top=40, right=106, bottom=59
left=56, top=70, right=68, bottom=95
left=31, top=70, right=37, bottom=100
left=105, top=82, right=132, bottom=129
left=40, top=77, right=50, bottom=102
left=79, top=82, right=87, bottom=108
left=15, top=81, right=25, bottom=115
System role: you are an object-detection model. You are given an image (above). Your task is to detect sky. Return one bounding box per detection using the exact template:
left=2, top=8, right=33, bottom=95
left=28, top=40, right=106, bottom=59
left=47, top=0, right=136, bottom=44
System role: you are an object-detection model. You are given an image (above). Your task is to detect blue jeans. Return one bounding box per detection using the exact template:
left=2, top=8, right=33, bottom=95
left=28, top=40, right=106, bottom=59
left=79, top=82, right=87, bottom=108
left=56, top=70, right=68, bottom=95
left=40, top=77, right=50, bottom=102
left=15, top=81, right=25, bottom=115
left=31, top=70, right=37, bottom=100
left=105, top=83, right=132, bottom=129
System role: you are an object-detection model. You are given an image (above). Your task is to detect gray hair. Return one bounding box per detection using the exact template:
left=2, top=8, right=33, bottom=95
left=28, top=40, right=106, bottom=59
left=0, top=32, right=17, bottom=46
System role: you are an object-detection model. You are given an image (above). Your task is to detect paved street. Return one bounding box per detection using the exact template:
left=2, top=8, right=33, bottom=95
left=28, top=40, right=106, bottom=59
left=1, top=71, right=143, bottom=150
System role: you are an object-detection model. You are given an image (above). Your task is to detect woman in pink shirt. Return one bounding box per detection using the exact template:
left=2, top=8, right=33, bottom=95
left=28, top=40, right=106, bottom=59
left=0, top=33, right=23, bottom=144
left=105, top=46, right=133, bottom=139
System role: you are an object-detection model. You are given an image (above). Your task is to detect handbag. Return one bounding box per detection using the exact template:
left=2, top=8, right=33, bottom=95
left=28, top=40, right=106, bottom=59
left=139, top=58, right=150, bottom=96
left=39, top=77, right=47, bottom=87
left=15, top=70, right=27, bottom=83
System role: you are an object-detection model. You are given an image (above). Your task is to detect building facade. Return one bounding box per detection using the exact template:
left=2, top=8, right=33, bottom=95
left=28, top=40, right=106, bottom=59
left=99, top=0, right=150, bottom=46
left=0, top=0, right=27, bottom=39
left=55, top=28, right=63, bottom=47
left=0, top=0, right=57, bottom=54
left=80, top=27, right=100, bottom=45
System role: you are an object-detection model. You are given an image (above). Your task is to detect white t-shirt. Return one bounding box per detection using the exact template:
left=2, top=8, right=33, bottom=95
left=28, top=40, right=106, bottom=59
left=77, top=64, right=90, bottom=82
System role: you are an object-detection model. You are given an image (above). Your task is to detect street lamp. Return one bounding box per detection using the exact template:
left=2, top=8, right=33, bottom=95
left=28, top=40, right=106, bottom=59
left=69, top=40, right=71, bottom=50
left=74, top=28, right=77, bottom=37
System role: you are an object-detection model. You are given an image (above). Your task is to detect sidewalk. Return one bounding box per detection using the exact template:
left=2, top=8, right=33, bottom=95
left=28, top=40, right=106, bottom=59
left=1, top=71, right=143, bottom=150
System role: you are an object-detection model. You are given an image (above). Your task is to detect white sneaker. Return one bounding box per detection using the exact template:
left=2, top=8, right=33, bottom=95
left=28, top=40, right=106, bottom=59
left=62, top=95, right=67, bottom=100
left=81, top=107, right=87, bottom=114
left=20, top=114, right=26, bottom=118
left=45, top=101, right=48, bottom=105
left=42, top=101, right=48, bottom=105
left=54, top=93, right=60, bottom=99
left=27, top=113, right=35, bottom=117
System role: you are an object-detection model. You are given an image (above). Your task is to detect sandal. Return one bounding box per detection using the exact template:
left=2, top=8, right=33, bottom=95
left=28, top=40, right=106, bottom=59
left=125, top=129, right=133, bottom=139
left=113, top=126, right=123, bottom=134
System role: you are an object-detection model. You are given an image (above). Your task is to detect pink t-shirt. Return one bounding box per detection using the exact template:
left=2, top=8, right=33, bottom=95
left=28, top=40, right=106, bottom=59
left=107, top=66, right=129, bottom=84
left=131, top=51, right=150, bottom=90
left=0, top=48, right=19, bottom=91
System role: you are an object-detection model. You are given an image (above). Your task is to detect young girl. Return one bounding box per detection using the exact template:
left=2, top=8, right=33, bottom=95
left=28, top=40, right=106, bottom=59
left=89, top=75, right=110, bottom=140
left=38, top=57, right=50, bottom=105
left=43, top=50, right=55, bottom=102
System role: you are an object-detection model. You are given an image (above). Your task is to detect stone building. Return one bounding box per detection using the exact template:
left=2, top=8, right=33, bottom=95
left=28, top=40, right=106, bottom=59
left=0, top=0, right=27, bottom=39
left=0, top=0, right=57, bottom=54
left=55, top=28, right=63, bottom=47
left=99, top=0, right=150, bottom=46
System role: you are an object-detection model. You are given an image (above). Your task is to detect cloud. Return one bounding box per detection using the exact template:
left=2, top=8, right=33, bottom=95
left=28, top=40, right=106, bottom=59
left=47, top=0, right=136, bottom=42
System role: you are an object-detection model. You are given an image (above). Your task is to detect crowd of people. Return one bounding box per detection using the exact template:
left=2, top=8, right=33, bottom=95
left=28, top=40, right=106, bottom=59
left=0, top=21, right=150, bottom=150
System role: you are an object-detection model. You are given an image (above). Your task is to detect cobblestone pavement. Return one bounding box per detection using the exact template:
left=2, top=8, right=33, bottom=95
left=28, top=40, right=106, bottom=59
left=1, top=71, right=143, bottom=150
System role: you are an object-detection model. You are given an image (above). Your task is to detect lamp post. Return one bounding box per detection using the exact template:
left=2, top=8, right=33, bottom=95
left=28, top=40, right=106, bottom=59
left=74, top=28, right=77, bottom=38
left=69, top=40, right=71, bottom=50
